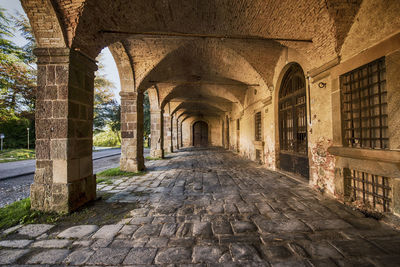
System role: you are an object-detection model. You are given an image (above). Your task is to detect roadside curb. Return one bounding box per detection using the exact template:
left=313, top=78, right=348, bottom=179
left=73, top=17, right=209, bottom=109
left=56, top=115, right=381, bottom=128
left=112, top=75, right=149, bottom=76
left=0, top=152, right=121, bottom=181
left=0, top=171, right=35, bottom=181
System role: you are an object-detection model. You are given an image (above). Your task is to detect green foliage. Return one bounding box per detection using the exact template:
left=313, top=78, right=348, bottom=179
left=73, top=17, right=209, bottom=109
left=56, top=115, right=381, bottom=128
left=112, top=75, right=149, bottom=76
left=0, top=117, right=34, bottom=149
left=96, top=177, right=113, bottom=185
left=94, top=99, right=120, bottom=137
left=12, top=13, right=36, bottom=64
left=0, top=198, right=30, bottom=229
left=0, top=7, right=36, bottom=147
left=0, top=7, right=23, bottom=61
left=93, top=128, right=121, bottom=147
left=96, top=167, right=145, bottom=177
left=93, top=54, right=120, bottom=138
left=0, top=198, right=61, bottom=230
left=0, top=148, right=35, bottom=163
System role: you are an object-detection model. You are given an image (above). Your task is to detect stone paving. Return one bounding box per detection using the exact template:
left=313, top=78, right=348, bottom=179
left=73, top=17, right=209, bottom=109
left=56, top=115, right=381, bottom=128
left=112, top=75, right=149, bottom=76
left=1, top=147, right=400, bottom=266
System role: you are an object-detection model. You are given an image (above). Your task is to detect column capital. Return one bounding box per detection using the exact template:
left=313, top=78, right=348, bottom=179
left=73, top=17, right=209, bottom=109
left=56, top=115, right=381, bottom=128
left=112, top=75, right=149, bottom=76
left=34, top=47, right=70, bottom=64
left=34, top=48, right=97, bottom=71
left=150, top=109, right=161, bottom=115
left=120, top=91, right=138, bottom=100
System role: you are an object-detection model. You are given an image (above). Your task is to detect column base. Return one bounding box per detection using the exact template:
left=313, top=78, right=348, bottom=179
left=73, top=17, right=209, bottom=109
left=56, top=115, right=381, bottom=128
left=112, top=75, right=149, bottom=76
left=120, top=158, right=145, bottom=172
left=30, top=175, right=96, bottom=213
left=150, top=149, right=163, bottom=158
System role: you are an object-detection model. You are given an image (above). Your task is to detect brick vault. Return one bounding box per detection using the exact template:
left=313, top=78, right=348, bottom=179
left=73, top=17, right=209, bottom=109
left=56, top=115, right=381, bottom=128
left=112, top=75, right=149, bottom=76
left=20, top=0, right=400, bottom=218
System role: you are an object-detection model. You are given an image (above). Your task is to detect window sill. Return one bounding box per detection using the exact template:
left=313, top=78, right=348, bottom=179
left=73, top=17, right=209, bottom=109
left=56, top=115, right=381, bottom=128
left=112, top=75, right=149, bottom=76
left=328, top=146, right=400, bottom=164
left=253, top=141, right=264, bottom=147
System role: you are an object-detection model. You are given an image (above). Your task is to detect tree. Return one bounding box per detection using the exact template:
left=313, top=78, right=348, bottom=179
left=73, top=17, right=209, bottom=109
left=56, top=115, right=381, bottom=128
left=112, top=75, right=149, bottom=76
left=94, top=99, right=121, bottom=141
left=0, top=8, right=36, bottom=122
left=93, top=54, right=119, bottom=134
left=12, top=12, right=36, bottom=64
left=0, top=7, right=36, bottom=148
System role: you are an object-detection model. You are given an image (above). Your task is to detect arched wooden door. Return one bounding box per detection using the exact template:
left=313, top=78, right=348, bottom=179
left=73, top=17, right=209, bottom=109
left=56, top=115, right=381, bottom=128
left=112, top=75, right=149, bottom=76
left=193, top=121, right=208, bottom=147
left=278, top=64, right=309, bottom=178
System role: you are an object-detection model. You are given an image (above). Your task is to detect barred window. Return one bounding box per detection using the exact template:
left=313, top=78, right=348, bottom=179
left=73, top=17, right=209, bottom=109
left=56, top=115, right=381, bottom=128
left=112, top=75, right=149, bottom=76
left=340, top=57, right=388, bottom=149
left=347, top=169, right=391, bottom=213
left=255, top=112, right=262, bottom=141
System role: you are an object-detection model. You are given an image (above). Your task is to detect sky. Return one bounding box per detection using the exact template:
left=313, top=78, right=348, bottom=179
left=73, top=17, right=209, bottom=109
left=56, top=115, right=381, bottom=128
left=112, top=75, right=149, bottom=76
left=0, top=0, right=122, bottom=100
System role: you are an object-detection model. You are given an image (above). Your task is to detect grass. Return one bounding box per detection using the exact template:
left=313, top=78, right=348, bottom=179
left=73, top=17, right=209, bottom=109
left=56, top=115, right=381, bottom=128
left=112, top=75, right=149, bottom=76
left=0, top=197, right=138, bottom=231
left=96, top=167, right=146, bottom=178
left=96, top=177, right=113, bottom=185
left=0, top=149, right=35, bottom=163
left=0, top=198, right=61, bottom=230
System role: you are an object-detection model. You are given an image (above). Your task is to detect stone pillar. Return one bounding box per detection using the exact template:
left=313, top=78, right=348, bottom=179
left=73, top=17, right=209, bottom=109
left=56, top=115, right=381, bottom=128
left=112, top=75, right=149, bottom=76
left=30, top=48, right=97, bottom=213
left=176, top=118, right=181, bottom=150
left=172, top=114, right=178, bottom=150
left=223, top=116, right=230, bottom=149
left=179, top=121, right=183, bottom=147
left=150, top=110, right=163, bottom=158
left=170, top=115, right=174, bottom=152
left=163, top=111, right=172, bottom=153
left=120, top=91, right=145, bottom=172
left=221, top=118, right=225, bottom=148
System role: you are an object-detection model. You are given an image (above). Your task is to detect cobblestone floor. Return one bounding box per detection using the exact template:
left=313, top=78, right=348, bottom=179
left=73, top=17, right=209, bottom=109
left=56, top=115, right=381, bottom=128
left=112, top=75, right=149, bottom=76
left=1, top=148, right=400, bottom=266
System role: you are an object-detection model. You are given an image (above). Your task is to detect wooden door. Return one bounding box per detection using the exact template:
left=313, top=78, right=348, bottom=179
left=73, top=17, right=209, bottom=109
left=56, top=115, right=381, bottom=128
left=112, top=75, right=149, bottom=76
left=193, top=121, right=208, bottom=147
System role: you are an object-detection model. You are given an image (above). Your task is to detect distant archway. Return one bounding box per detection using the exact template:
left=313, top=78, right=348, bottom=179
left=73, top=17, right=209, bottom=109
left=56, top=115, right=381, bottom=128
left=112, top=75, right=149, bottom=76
left=193, top=121, right=209, bottom=147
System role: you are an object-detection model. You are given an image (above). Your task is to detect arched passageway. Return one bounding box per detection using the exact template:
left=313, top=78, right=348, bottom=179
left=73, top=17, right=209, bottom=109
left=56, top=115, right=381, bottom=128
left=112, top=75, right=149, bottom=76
left=20, top=0, right=400, bottom=219
left=193, top=121, right=208, bottom=147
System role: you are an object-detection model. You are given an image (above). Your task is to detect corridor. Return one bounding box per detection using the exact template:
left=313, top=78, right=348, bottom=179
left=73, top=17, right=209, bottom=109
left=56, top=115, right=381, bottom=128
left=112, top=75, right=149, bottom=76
left=1, top=148, right=399, bottom=266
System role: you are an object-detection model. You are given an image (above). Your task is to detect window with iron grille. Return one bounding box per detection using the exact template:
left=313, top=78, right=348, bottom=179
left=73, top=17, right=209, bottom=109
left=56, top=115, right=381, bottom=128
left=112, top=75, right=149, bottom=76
left=346, top=169, right=391, bottom=212
left=255, top=112, right=262, bottom=141
left=255, top=149, right=262, bottom=163
left=340, top=57, right=388, bottom=149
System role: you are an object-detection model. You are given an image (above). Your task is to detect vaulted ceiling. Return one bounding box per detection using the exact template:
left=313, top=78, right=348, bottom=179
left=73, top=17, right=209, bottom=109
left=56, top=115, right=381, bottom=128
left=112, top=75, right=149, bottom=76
left=22, top=0, right=364, bottom=120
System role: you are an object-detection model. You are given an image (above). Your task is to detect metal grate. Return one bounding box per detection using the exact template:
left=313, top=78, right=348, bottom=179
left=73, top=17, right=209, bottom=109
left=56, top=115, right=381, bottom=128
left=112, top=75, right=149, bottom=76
left=340, top=57, right=388, bottom=149
left=348, top=169, right=391, bottom=212
left=255, top=112, right=262, bottom=141
left=279, top=64, right=307, bottom=154
left=255, top=149, right=262, bottom=163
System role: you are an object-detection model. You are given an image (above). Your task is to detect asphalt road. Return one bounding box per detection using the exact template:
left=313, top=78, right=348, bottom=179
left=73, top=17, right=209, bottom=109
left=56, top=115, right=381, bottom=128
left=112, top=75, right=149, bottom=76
left=0, top=148, right=122, bottom=180
left=0, top=148, right=150, bottom=207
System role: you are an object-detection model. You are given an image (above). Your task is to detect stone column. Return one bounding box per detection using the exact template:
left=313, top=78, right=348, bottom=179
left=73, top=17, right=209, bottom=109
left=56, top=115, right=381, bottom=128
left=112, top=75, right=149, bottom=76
left=176, top=117, right=181, bottom=150
left=150, top=110, right=163, bottom=158
left=180, top=121, right=183, bottom=147
left=163, top=111, right=172, bottom=153
left=172, top=114, right=178, bottom=150
left=30, top=48, right=97, bottom=213
left=223, top=116, right=230, bottom=149
left=170, top=115, right=174, bottom=152
left=221, top=118, right=225, bottom=148
left=120, top=91, right=145, bottom=172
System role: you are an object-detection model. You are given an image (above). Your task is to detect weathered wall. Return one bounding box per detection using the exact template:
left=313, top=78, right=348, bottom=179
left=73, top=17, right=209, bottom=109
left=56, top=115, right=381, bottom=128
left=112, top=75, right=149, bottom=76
left=340, top=0, right=400, bottom=62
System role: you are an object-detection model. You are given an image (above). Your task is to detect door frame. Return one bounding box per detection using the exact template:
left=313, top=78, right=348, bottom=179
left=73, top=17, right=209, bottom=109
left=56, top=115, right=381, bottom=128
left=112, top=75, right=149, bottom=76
left=191, top=120, right=210, bottom=147
left=275, top=62, right=310, bottom=178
